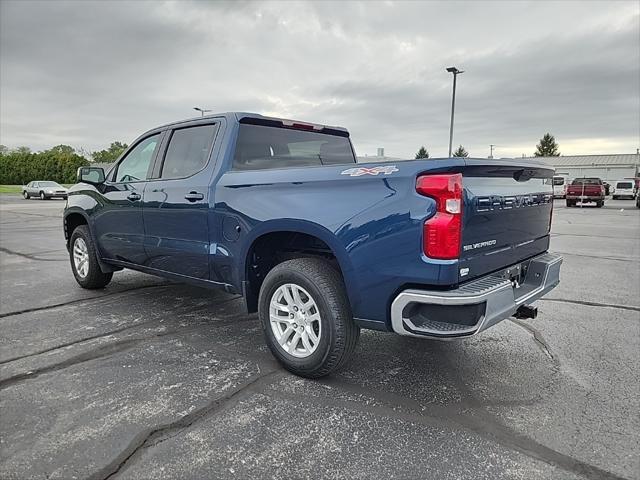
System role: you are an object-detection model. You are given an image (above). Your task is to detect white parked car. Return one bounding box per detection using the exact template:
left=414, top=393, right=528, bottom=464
left=22, top=181, right=68, bottom=200
left=611, top=180, right=636, bottom=200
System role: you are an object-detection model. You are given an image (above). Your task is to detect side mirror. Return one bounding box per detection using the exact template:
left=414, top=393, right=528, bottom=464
left=77, top=166, right=105, bottom=185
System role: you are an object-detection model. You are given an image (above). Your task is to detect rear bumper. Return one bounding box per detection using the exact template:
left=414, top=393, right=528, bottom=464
left=566, top=195, right=603, bottom=201
left=390, top=253, right=562, bottom=339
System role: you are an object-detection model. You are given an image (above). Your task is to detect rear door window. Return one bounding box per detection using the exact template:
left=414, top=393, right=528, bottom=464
left=552, top=177, right=565, bottom=186
left=616, top=182, right=633, bottom=189
left=233, top=124, right=355, bottom=171
left=160, top=124, right=218, bottom=179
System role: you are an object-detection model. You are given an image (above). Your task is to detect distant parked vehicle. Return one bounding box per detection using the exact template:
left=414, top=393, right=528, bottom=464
left=552, top=175, right=568, bottom=198
left=565, top=177, right=605, bottom=207
left=22, top=181, right=68, bottom=200
left=611, top=180, right=636, bottom=200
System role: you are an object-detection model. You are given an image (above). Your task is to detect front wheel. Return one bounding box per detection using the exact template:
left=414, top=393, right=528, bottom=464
left=566, top=200, right=574, bottom=207
left=596, top=201, right=604, bottom=208
left=259, top=257, right=360, bottom=378
left=23, top=191, right=30, bottom=199
left=69, top=225, right=113, bottom=289
left=39, top=191, right=46, bottom=200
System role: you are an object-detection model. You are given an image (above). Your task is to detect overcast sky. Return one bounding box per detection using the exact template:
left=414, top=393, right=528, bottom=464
left=1, top=0, right=639, bottom=159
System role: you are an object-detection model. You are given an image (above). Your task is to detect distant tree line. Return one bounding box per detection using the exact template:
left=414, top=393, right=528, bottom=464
left=413, top=133, right=560, bottom=159
left=0, top=142, right=128, bottom=185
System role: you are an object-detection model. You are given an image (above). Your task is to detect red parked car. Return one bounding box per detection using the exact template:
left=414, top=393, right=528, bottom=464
left=566, top=177, right=605, bottom=207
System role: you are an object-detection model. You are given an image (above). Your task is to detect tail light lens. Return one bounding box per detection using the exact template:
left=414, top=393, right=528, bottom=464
left=416, top=173, right=463, bottom=259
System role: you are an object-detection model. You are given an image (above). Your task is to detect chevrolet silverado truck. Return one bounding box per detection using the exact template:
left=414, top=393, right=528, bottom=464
left=64, top=113, right=562, bottom=378
left=565, top=177, right=605, bottom=207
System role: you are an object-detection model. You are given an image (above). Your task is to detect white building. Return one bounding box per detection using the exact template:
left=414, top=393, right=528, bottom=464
left=357, top=147, right=405, bottom=163
left=524, top=154, right=640, bottom=181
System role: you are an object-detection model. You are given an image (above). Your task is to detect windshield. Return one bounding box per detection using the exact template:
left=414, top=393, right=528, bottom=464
left=39, top=181, right=62, bottom=187
left=616, top=182, right=633, bottom=189
left=571, top=178, right=601, bottom=185
left=233, top=124, right=356, bottom=171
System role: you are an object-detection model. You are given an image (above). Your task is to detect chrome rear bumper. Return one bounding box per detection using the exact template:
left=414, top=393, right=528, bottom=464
left=390, top=253, right=562, bottom=339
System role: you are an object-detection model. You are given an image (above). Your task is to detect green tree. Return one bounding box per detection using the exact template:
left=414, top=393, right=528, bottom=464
left=49, top=144, right=76, bottom=155
left=534, top=133, right=560, bottom=157
left=0, top=145, right=89, bottom=185
left=0, top=145, right=8, bottom=155
left=453, top=145, right=468, bottom=157
left=92, top=141, right=128, bottom=163
left=415, top=146, right=429, bottom=159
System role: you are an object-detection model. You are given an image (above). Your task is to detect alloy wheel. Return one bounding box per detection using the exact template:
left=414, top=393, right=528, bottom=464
left=73, top=237, right=89, bottom=278
left=269, top=283, right=322, bottom=358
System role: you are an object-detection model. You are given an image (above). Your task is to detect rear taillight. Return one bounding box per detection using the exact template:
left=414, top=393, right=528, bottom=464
left=416, top=173, right=463, bottom=260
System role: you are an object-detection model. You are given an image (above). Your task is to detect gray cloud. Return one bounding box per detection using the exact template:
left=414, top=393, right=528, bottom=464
left=1, top=0, right=638, bottom=158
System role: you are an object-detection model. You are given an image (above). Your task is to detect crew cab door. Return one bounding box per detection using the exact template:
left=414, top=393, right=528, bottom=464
left=93, top=133, right=162, bottom=264
left=142, top=121, right=220, bottom=280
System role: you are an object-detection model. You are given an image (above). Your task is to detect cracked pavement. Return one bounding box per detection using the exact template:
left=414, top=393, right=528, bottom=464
left=0, top=195, right=638, bottom=480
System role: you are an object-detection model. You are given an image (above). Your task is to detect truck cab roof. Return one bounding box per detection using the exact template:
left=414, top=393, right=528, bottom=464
left=140, top=112, right=349, bottom=138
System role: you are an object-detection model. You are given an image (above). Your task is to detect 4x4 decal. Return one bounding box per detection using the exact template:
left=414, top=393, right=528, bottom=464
left=341, top=166, right=399, bottom=177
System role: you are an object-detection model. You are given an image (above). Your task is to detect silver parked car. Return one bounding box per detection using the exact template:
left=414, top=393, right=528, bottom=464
left=22, top=181, right=68, bottom=200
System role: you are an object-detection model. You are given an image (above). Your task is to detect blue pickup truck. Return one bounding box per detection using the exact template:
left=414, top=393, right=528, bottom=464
left=64, top=112, right=562, bottom=377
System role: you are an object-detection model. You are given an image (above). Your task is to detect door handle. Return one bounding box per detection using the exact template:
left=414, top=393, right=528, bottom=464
left=184, top=192, right=204, bottom=202
left=127, top=193, right=141, bottom=201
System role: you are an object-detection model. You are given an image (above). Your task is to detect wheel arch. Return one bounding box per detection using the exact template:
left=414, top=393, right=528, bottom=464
left=240, top=220, right=359, bottom=313
left=63, top=209, right=120, bottom=273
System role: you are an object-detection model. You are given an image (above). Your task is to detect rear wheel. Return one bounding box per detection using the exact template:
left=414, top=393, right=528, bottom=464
left=566, top=200, right=574, bottom=207
left=69, top=225, right=113, bottom=289
left=259, top=257, right=359, bottom=378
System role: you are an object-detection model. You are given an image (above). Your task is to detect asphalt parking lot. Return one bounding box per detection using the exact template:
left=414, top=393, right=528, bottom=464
left=0, top=195, right=638, bottom=480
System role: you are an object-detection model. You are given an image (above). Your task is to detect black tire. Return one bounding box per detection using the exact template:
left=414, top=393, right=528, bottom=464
left=259, top=257, right=360, bottom=378
left=612, top=196, right=617, bottom=200
left=39, top=191, right=46, bottom=200
left=69, top=225, right=113, bottom=289
left=23, top=191, right=30, bottom=199
left=565, top=200, right=573, bottom=207
left=596, top=201, right=604, bottom=208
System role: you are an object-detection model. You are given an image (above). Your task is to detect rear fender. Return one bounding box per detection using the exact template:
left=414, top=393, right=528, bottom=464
left=240, top=219, right=360, bottom=308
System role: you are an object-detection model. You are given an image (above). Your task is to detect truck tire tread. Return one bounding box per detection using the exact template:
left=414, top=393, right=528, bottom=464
left=70, top=225, right=113, bottom=289
left=258, top=257, right=359, bottom=378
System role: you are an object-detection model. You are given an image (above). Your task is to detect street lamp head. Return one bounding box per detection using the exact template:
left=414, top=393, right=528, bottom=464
left=446, top=66, right=464, bottom=74
left=193, top=107, right=203, bottom=112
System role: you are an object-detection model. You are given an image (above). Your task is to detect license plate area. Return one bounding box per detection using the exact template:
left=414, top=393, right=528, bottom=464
left=500, top=262, right=526, bottom=288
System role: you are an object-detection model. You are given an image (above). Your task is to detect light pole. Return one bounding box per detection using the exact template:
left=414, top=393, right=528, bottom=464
left=489, top=144, right=495, bottom=159
left=193, top=107, right=212, bottom=117
left=446, top=66, right=464, bottom=157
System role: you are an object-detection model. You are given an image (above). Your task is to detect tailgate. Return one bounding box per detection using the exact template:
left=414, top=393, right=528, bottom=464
left=458, top=160, right=554, bottom=282
left=567, top=185, right=601, bottom=195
